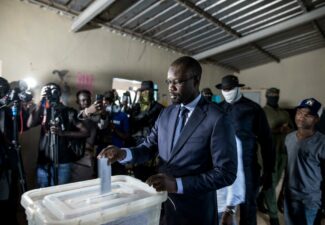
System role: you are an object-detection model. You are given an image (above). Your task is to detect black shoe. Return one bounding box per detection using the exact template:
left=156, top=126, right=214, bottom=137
left=270, top=218, right=280, bottom=225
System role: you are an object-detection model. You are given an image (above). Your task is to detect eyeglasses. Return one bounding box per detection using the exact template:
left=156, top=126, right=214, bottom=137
left=165, top=76, right=197, bottom=86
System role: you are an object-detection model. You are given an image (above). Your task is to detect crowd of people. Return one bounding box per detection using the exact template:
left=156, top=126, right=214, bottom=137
left=0, top=56, right=324, bottom=225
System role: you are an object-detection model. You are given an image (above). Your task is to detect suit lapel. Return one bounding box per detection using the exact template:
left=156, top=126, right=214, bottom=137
left=168, top=98, right=207, bottom=162
left=167, top=105, right=180, bottom=159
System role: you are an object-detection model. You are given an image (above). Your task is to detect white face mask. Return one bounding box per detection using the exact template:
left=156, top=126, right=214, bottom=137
left=222, top=87, right=242, bottom=103
left=106, top=105, right=112, bottom=113
left=106, top=104, right=120, bottom=113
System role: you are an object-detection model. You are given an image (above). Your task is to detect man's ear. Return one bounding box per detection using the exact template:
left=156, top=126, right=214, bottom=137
left=194, top=76, right=201, bottom=87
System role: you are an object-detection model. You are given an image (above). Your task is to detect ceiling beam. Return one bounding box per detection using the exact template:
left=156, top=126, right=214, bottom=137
left=25, top=0, right=190, bottom=54
left=174, top=0, right=242, bottom=37
left=297, top=0, right=325, bottom=39
left=203, top=59, right=240, bottom=74
left=193, top=5, right=325, bottom=60
left=174, top=0, right=280, bottom=63
left=251, top=43, right=280, bottom=63
left=71, top=0, right=116, bottom=32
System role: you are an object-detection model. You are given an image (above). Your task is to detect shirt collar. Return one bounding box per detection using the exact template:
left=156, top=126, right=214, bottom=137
left=181, top=94, right=201, bottom=113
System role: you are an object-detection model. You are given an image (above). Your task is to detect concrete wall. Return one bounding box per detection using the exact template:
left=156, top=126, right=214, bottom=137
left=238, top=48, right=325, bottom=107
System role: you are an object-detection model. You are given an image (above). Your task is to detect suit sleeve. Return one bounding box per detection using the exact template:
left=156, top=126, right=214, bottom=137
left=256, top=107, right=275, bottom=175
left=129, top=110, right=161, bottom=164
left=182, top=113, right=238, bottom=194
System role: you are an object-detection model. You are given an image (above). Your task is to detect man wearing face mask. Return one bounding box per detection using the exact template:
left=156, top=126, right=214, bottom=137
left=95, top=90, right=130, bottom=175
left=216, top=75, right=274, bottom=225
left=130, top=81, right=164, bottom=181
left=256, top=88, right=292, bottom=225
left=102, top=90, right=129, bottom=149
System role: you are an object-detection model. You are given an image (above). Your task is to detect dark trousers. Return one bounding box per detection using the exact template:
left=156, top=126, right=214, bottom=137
left=284, top=198, right=319, bottom=225
left=239, top=166, right=260, bottom=225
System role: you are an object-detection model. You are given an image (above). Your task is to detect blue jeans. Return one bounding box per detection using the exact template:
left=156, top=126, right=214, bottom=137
left=37, top=163, right=72, bottom=187
left=284, top=198, right=319, bottom=225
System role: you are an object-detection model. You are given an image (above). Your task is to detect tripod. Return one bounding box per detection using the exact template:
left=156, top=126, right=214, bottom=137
left=10, top=100, right=27, bottom=193
left=48, top=101, right=59, bottom=186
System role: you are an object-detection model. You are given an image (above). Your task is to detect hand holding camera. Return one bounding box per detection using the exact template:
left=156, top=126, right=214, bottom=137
left=85, top=94, right=104, bottom=116
left=50, top=125, right=64, bottom=136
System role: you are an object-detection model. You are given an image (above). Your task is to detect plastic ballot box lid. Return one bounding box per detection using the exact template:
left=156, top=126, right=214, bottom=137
left=21, top=175, right=167, bottom=225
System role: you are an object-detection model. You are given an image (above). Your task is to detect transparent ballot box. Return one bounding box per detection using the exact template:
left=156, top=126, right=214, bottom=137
left=21, top=175, right=167, bottom=225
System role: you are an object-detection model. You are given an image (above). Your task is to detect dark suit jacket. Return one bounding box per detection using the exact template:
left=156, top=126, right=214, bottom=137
left=130, top=96, right=237, bottom=225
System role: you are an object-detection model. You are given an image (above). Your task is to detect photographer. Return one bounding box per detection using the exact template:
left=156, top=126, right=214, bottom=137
left=73, top=90, right=108, bottom=181
left=0, top=77, right=31, bottom=225
left=27, top=83, right=89, bottom=187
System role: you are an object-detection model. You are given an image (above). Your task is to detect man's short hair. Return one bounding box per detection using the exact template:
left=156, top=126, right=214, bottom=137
left=76, top=89, right=91, bottom=99
left=171, top=56, right=202, bottom=80
left=103, top=90, right=115, bottom=102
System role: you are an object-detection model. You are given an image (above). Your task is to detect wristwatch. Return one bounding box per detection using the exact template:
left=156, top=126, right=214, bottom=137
left=225, top=206, right=236, bottom=215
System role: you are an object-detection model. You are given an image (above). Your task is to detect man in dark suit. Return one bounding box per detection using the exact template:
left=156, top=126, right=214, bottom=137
left=216, top=75, right=274, bottom=225
left=99, top=56, right=237, bottom=225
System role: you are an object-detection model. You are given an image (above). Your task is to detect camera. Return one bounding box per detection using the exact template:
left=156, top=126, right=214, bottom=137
left=0, top=83, right=33, bottom=106
left=43, top=85, right=60, bottom=102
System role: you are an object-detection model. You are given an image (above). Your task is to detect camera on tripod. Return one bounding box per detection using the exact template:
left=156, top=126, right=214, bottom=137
left=0, top=80, right=33, bottom=106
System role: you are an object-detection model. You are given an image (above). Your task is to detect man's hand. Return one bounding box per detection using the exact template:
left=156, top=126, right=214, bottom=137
left=221, top=211, right=234, bottom=225
left=97, top=145, right=126, bottom=164
left=50, top=125, right=64, bottom=136
left=86, top=101, right=103, bottom=115
left=280, top=123, right=291, bottom=134
left=146, top=173, right=177, bottom=193
left=22, top=101, right=36, bottom=113
left=40, top=86, right=48, bottom=99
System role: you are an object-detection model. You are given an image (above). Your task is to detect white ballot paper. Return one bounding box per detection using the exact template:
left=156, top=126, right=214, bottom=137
left=98, top=157, right=111, bottom=194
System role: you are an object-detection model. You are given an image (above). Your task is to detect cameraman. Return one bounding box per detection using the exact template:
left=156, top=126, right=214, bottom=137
left=27, top=83, right=89, bottom=187
left=0, top=77, right=31, bottom=225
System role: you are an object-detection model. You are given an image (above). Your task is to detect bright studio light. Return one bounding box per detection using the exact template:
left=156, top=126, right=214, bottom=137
left=23, top=77, right=37, bottom=89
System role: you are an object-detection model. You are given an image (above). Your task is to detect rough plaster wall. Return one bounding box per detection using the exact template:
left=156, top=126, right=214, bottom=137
left=0, top=0, right=230, bottom=188
left=0, top=0, right=228, bottom=101
left=238, top=48, right=325, bottom=108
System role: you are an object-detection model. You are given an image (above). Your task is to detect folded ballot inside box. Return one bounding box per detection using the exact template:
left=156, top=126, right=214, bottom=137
left=21, top=175, right=167, bottom=225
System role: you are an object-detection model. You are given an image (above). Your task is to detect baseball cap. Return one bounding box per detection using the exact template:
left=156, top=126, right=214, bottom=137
left=297, top=98, right=323, bottom=117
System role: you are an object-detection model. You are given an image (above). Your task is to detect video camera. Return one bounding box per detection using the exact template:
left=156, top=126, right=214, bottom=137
left=0, top=80, right=33, bottom=106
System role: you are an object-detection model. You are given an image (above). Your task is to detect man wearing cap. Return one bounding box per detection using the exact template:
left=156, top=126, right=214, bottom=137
left=257, top=88, right=293, bottom=225
left=281, top=98, right=325, bottom=225
left=99, top=56, right=237, bottom=225
left=130, top=80, right=164, bottom=181
left=131, top=80, right=164, bottom=138
left=216, top=75, right=274, bottom=225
